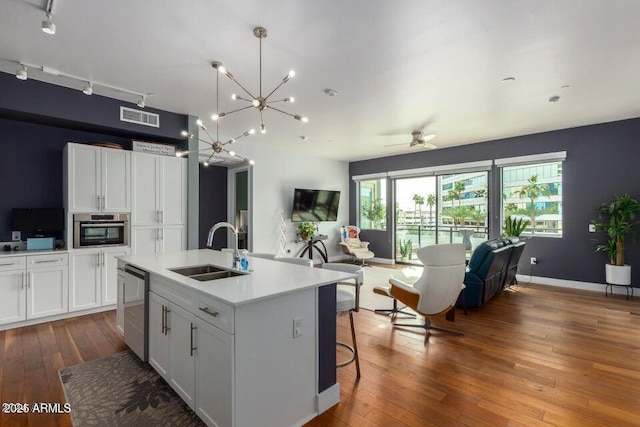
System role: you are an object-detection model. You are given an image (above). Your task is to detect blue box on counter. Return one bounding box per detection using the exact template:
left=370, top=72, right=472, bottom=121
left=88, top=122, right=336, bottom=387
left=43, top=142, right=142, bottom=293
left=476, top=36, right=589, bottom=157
left=27, top=237, right=55, bottom=251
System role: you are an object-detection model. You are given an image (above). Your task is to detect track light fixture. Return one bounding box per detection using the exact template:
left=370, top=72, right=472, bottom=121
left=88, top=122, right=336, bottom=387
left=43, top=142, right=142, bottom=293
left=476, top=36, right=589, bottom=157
left=41, top=0, right=56, bottom=35
left=15, top=65, right=27, bottom=80
left=4, top=58, right=148, bottom=106
left=213, top=27, right=308, bottom=134
left=177, top=61, right=255, bottom=166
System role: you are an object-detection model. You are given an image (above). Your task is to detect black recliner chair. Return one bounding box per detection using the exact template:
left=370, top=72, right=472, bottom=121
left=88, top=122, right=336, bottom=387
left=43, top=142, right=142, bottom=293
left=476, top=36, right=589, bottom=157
left=502, top=239, right=526, bottom=289
left=459, top=238, right=516, bottom=308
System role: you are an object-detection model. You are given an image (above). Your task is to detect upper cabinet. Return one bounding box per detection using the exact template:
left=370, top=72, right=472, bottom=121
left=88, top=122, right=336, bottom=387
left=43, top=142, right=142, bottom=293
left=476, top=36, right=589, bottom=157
left=64, top=143, right=131, bottom=213
left=131, top=152, right=187, bottom=226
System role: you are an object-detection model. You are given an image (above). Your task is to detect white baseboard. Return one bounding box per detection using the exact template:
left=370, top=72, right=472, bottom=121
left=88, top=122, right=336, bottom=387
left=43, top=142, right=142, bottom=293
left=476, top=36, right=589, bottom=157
left=0, top=305, right=116, bottom=332
left=317, top=382, right=340, bottom=414
left=515, top=274, right=635, bottom=296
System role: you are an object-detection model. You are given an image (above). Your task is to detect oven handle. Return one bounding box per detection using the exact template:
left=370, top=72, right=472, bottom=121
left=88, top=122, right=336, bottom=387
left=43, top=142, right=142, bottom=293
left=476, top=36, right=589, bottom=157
left=80, top=222, right=126, bottom=227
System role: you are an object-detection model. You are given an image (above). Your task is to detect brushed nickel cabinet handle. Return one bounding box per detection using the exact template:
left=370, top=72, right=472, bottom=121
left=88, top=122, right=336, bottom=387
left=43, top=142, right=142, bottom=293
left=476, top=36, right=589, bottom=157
left=161, top=305, right=166, bottom=334
left=0, top=262, right=16, bottom=267
left=101, top=195, right=105, bottom=210
left=21, top=272, right=25, bottom=290
left=34, top=259, right=61, bottom=264
left=164, top=307, right=171, bottom=333
left=97, top=195, right=101, bottom=209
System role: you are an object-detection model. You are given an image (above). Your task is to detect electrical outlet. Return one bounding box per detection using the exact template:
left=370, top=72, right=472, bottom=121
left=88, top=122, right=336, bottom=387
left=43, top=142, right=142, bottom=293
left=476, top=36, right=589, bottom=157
left=588, top=224, right=596, bottom=233
left=530, top=257, right=537, bottom=265
left=293, top=317, right=303, bottom=338
left=11, top=231, right=21, bottom=241
left=287, top=249, right=291, bottom=254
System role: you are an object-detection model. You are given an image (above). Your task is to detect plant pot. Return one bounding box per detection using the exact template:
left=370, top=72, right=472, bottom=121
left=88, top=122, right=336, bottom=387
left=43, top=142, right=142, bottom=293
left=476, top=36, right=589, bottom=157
left=401, top=256, right=409, bottom=263
left=605, top=264, right=631, bottom=285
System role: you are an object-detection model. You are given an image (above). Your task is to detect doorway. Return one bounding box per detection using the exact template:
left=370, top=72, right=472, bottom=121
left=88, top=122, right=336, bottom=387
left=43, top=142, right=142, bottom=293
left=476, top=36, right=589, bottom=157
left=228, top=166, right=251, bottom=251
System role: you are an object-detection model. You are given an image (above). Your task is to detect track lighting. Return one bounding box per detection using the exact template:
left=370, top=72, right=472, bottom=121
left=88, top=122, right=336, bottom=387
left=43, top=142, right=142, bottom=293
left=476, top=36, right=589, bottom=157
left=177, top=61, right=254, bottom=165
left=82, top=82, right=93, bottom=95
left=214, top=27, right=308, bottom=133
left=137, top=95, right=146, bottom=108
left=16, top=65, right=27, bottom=80
left=41, top=0, right=56, bottom=35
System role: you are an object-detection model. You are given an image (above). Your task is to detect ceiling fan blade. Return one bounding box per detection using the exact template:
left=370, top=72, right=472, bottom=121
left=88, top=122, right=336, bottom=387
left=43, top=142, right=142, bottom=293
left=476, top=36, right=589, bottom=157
left=383, top=142, right=411, bottom=147
left=421, top=143, right=437, bottom=149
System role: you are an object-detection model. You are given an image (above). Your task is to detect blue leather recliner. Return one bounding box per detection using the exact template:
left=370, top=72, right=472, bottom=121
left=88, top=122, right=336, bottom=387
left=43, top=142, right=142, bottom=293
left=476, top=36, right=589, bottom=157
left=460, top=237, right=525, bottom=308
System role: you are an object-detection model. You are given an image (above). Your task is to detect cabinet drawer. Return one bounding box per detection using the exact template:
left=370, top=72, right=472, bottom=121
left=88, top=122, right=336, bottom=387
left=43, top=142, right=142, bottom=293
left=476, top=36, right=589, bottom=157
left=28, top=253, right=69, bottom=268
left=194, top=294, right=234, bottom=334
left=0, top=256, right=27, bottom=272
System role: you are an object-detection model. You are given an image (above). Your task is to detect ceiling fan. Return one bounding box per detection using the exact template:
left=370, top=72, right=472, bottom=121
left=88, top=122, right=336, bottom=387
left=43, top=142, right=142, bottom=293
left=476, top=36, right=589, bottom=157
left=384, top=130, right=438, bottom=149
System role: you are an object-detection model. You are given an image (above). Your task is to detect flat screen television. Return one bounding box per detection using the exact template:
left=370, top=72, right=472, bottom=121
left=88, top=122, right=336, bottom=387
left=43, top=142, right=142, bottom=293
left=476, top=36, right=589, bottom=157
left=291, top=189, right=340, bottom=222
left=12, top=208, right=65, bottom=238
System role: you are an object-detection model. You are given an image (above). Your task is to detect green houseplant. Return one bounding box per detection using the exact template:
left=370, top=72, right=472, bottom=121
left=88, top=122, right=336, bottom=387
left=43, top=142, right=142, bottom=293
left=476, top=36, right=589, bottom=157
left=503, top=215, right=530, bottom=237
left=591, top=193, right=640, bottom=285
left=361, top=199, right=386, bottom=229
left=398, top=239, right=412, bottom=262
left=297, top=222, right=316, bottom=241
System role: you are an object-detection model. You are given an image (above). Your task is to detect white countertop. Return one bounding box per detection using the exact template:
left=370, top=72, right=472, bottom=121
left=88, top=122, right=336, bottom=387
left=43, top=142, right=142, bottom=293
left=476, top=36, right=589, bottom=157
left=0, top=248, right=68, bottom=257
left=118, top=249, right=356, bottom=306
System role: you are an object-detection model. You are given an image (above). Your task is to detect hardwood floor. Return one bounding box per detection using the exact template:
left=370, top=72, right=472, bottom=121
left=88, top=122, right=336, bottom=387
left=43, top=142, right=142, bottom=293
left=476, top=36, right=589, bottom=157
left=1, top=283, right=638, bottom=426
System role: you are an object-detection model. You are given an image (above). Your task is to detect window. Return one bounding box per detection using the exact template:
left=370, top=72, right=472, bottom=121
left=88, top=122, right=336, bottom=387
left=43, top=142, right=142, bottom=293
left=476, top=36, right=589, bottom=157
left=359, top=178, right=386, bottom=230
left=501, top=161, right=563, bottom=237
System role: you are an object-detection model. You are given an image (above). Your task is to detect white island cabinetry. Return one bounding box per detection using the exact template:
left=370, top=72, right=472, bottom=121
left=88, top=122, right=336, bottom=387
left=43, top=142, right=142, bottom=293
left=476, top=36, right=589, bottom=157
left=119, top=249, right=352, bottom=427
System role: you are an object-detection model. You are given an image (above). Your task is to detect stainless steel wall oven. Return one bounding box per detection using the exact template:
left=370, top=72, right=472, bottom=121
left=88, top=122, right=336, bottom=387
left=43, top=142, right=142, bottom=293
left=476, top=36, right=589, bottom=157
left=73, top=213, right=129, bottom=248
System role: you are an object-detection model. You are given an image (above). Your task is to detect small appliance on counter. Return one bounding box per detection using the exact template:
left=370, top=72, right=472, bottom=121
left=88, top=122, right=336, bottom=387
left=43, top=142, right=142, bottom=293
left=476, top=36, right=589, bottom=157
left=26, top=237, right=55, bottom=251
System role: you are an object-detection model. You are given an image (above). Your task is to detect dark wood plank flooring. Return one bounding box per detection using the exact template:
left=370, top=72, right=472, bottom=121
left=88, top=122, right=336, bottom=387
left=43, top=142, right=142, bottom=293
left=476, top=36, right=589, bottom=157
left=1, top=281, right=639, bottom=426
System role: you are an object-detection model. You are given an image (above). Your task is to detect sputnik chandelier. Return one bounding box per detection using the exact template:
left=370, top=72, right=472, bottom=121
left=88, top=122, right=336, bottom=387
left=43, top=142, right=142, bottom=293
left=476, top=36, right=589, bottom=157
left=213, top=26, right=308, bottom=134
left=177, top=61, right=255, bottom=166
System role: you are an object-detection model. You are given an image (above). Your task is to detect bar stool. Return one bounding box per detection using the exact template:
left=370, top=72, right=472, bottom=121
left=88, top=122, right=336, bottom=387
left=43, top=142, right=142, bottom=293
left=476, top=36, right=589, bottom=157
left=322, top=262, right=363, bottom=379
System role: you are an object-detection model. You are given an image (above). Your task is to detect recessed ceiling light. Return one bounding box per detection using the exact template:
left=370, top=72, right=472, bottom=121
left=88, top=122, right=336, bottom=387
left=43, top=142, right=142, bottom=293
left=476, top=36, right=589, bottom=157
left=548, top=95, right=560, bottom=103
left=324, top=88, right=338, bottom=96
left=501, top=77, right=516, bottom=83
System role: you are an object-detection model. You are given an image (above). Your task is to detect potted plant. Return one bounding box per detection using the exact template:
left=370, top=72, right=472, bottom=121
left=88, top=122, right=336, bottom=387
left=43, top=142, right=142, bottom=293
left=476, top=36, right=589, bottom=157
left=502, top=215, right=530, bottom=237
left=398, top=239, right=412, bottom=262
left=592, top=193, right=640, bottom=285
left=297, top=222, right=316, bottom=241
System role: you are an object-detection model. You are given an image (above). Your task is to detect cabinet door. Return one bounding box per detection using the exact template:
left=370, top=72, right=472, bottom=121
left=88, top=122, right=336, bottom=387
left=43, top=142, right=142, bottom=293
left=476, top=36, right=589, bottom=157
left=69, top=251, right=101, bottom=311
left=149, top=292, right=170, bottom=380
left=131, top=227, right=160, bottom=256
left=159, top=157, right=187, bottom=225
left=195, top=318, right=234, bottom=427
left=0, top=270, right=27, bottom=324
left=102, top=148, right=131, bottom=212
left=168, top=303, right=196, bottom=409
left=160, top=226, right=186, bottom=254
left=131, top=153, right=160, bottom=225
left=67, top=144, right=101, bottom=213
left=27, top=266, right=68, bottom=319
left=102, top=249, right=129, bottom=306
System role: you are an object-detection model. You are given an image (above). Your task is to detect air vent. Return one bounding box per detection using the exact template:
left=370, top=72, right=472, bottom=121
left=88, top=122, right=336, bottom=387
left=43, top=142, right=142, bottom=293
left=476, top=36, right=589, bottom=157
left=120, top=106, right=160, bottom=128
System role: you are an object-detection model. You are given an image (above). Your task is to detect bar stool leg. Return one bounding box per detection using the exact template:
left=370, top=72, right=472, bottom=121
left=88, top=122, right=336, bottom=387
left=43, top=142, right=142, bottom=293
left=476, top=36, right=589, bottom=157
left=349, top=311, right=360, bottom=379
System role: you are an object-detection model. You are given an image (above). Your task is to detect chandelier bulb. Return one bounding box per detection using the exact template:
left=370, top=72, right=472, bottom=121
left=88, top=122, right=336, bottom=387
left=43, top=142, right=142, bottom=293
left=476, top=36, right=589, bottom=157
left=176, top=151, right=184, bottom=157
left=286, top=97, right=295, bottom=103
left=211, top=113, right=219, bottom=121
left=196, top=119, right=204, bottom=127
left=218, top=65, right=226, bottom=75
left=260, top=124, right=266, bottom=134
left=203, top=161, right=209, bottom=167
left=288, top=70, right=296, bottom=78
left=249, top=159, right=255, bottom=165
left=180, top=130, right=189, bottom=137
left=252, top=99, right=260, bottom=108
left=301, top=116, right=309, bottom=123
left=248, top=128, right=256, bottom=135
left=231, top=94, right=237, bottom=100
left=228, top=151, right=236, bottom=157
left=229, top=138, right=236, bottom=143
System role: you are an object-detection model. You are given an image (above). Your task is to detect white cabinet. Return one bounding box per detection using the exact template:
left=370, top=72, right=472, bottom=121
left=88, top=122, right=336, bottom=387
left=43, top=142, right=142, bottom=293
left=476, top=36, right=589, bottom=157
left=195, top=317, right=234, bottom=427
left=131, top=152, right=187, bottom=226
left=148, top=291, right=196, bottom=408
left=69, top=247, right=129, bottom=312
left=65, top=143, right=131, bottom=213
left=131, top=225, right=186, bottom=256
left=0, top=254, right=68, bottom=325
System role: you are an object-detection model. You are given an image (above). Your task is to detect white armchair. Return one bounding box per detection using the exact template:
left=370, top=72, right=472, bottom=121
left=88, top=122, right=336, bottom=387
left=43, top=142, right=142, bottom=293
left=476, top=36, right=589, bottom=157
left=339, top=226, right=375, bottom=266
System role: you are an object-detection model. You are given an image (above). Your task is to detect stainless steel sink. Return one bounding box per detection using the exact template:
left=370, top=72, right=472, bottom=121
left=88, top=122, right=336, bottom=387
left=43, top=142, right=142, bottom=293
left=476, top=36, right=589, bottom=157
left=170, top=264, right=246, bottom=281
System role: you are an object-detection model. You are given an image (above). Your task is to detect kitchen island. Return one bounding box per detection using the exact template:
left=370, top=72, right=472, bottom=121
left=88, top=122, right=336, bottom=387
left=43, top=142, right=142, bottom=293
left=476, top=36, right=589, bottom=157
left=117, top=249, right=355, bottom=427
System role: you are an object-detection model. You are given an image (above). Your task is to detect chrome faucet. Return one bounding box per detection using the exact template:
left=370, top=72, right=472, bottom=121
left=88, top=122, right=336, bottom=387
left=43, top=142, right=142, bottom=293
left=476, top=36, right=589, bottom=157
left=206, top=222, right=240, bottom=268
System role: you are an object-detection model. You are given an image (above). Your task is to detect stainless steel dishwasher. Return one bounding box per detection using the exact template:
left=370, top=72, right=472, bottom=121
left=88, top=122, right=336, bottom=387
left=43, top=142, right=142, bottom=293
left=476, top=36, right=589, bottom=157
left=118, top=264, right=149, bottom=361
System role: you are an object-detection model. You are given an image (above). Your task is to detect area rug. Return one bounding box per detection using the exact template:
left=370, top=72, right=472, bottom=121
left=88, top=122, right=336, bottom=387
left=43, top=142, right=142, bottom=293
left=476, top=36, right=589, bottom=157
left=59, top=350, right=204, bottom=426
left=346, top=265, right=422, bottom=312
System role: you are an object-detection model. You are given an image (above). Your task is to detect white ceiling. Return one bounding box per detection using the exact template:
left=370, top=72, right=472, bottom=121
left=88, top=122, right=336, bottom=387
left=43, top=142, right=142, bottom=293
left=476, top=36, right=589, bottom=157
left=2, top=0, right=640, bottom=162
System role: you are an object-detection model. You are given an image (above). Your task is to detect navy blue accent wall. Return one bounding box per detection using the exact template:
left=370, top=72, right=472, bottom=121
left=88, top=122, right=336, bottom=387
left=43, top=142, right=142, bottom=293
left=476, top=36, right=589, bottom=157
left=0, top=72, right=186, bottom=141
left=199, top=165, right=228, bottom=249
left=350, top=118, right=640, bottom=286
